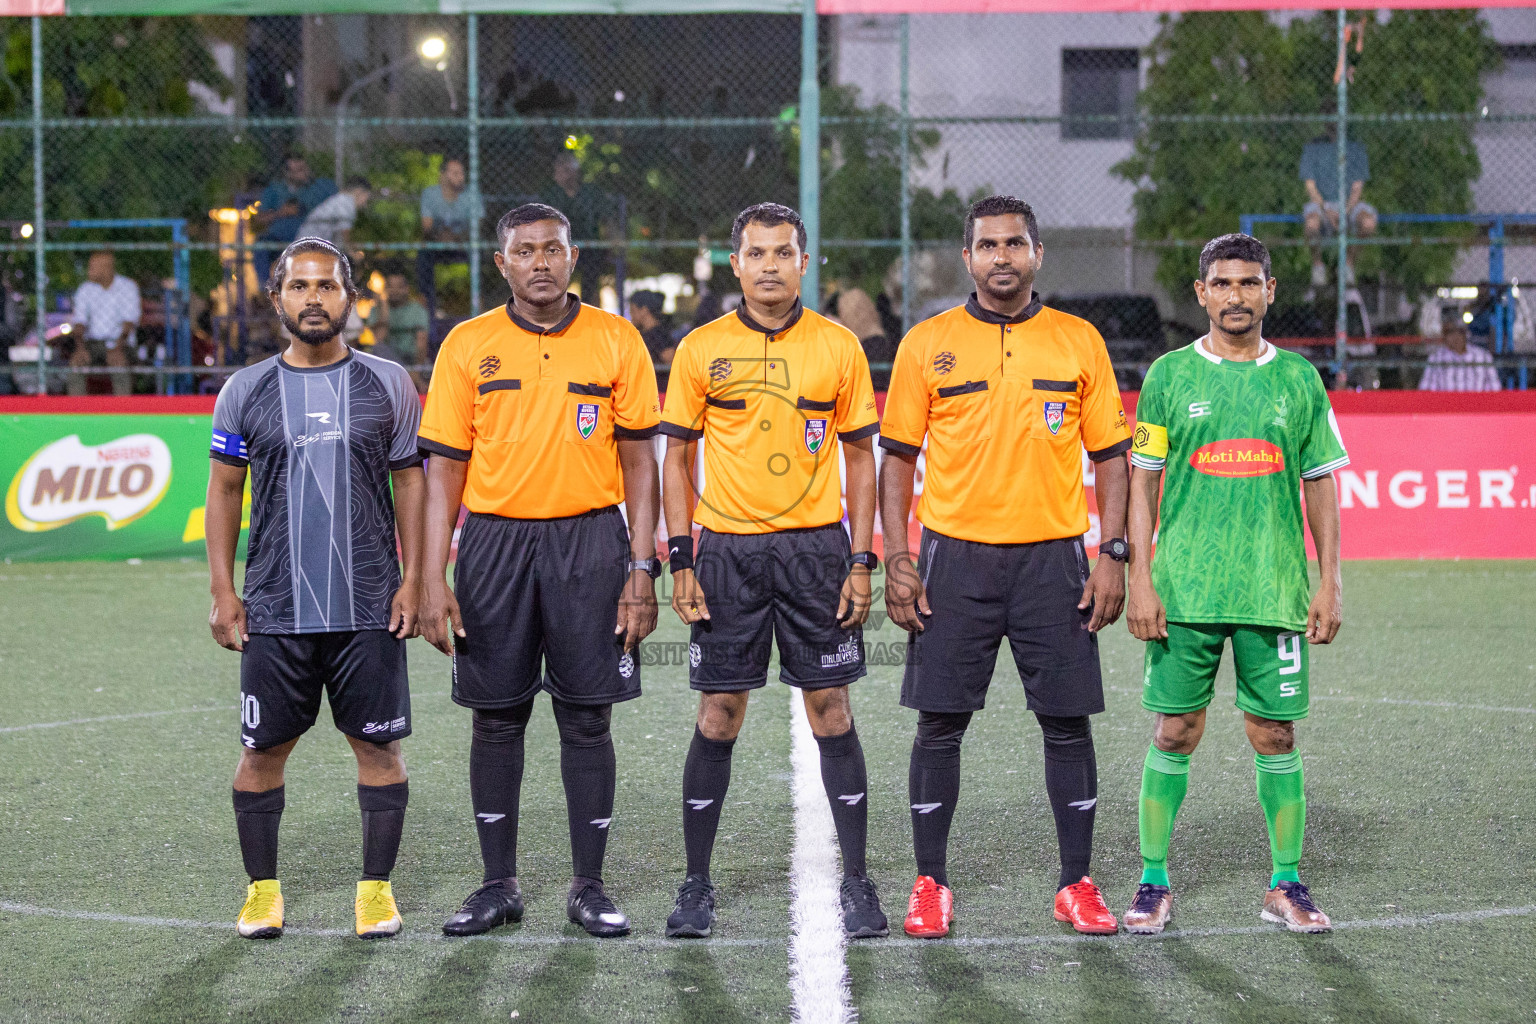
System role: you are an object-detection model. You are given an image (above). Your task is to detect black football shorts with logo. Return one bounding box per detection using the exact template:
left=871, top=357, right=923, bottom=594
left=689, top=522, right=866, bottom=692
left=238, top=630, right=411, bottom=749
left=451, top=506, right=641, bottom=709
left=900, top=530, right=1105, bottom=717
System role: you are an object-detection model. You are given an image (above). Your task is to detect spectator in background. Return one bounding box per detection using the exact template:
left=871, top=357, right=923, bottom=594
left=627, top=290, right=674, bottom=365
left=418, top=157, right=474, bottom=321
left=68, top=250, right=141, bottom=396
left=1420, top=312, right=1500, bottom=392
left=825, top=283, right=894, bottom=365
left=1300, top=131, right=1377, bottom=300
left=540, top=152, right=613, bottom=292
left=252, top=154, right=337, bottom=285
left=298, top=178, right=371, bottom=253
left=366, top=271, right=432, bottom=390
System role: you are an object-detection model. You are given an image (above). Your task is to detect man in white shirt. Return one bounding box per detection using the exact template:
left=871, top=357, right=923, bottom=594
left=1420, top=316, right=1501, bottom=392
left=69, top=250, right=141, bottom=396
left=298, top=178, right=372, bottom=252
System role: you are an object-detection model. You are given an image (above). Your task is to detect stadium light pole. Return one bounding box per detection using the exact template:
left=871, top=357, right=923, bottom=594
left=32, top=15, right=45, bottom=395
left=899, top=14, right=911, bottom=338
left=467, top=15, right=481, bottom=315
left=798, top=0, right=820, bottom=311
left=334, top=35, right=450, bottom=185
left=1334, top=8, right=1349, bottom=383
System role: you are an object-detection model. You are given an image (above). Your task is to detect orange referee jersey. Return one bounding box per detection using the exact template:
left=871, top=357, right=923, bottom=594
left=660, top=301, right=879, bottom=534
left=879, top=295, right=1131, bottom=545
left=418, top=296, right=660, bottom=520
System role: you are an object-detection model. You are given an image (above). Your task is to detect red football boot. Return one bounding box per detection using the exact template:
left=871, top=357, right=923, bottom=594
left=902, top=875, right=954, bottom=938
left=1053, top=876, right=1119, bottom=934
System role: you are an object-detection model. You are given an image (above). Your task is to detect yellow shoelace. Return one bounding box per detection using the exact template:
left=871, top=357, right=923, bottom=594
left=243, top=888, right=280, bottom=921
left=356, top=889, right=396, bottom=925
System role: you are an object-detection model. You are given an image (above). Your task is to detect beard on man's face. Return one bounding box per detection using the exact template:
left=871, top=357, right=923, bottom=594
left=278, top=304, right=347, bottom=345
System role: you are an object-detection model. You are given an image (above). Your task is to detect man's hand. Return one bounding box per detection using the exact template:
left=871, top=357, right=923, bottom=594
left=1078, top=557, right=1126, bottom=633
left=389, top=584, right=420, bottom=640
left=671, top=568, right=711, bottom=625
left=210, top=589, right=248, bottom=651
left=1126, top=575, right=1168, bottom=641
left=838, top=567, right=872, bottom=629
left=883, top=552, right=930, bottom=633
left=420, top=580, right=464, bottom=656
left=1306, top=584, right=1342, bottom=644
left=615, top=569, right=659, bottom=652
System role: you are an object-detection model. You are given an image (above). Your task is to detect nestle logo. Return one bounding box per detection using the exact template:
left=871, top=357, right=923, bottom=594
left=479, top=356, right=501, bottom=378
left=708, top=358, right=732, bottom=384
left=932, top=351, right=956, bottom=375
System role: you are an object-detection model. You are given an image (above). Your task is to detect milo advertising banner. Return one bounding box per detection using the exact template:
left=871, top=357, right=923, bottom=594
left=1, top=398, right=243, bottom=561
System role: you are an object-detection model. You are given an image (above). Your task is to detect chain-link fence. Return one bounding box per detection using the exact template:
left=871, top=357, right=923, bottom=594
left=2, top=7, right=1533, bottom=395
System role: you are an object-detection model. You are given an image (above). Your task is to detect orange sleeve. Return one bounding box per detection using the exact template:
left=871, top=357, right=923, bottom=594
left=417, top=328, right=474, bottom=460
left=876, top=331, right=930, bottom=456
left=612, top=321, right=662, bottom=440
left=658, top=331, right=707, bottom=441
left=1079, top=325, right=1132, bottom=462
left=835, top=335, right=880, bottom=442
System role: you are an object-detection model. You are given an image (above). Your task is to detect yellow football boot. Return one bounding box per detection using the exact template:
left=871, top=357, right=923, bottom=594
left=237, top=879, right=284, bottom=939
left=355, top=880, right=402, bottom=939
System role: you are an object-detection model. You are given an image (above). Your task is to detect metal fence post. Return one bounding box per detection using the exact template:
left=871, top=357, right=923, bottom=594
left=798, top=0, right=819, bottom=312
left=467, top=13, right=481, bottom=316
left=899, top=13, right=911, bottom=339
left=32, top=15, right=45, bottom=395
left=1334, top=8, right=1349, bottom=383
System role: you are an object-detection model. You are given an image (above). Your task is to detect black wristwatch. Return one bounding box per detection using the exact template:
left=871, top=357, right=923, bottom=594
left=627, top=557, right=663, bottom=579
left=1099, top=537, right=1129, bottom=563
left=850, top=551, right=880, bottom=571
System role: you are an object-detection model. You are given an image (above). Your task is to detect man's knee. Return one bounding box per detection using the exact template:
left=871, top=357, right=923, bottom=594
left=697, top=692, right=748, bottom=741
left=1037, top=713, right=1093, bottom=760
left=1303, top=214, right=1322, bottom=238
left=803, top=686, right=853, bottom=737
left=1245, top=714, right=1295, bottom=755
left=912, top=709, right=972, bottom=768
left=552, top=698, right=612, bottom=748
left=472, top=700, right=534, bottom=745
left=1153, top=711, right=1203, bottom=754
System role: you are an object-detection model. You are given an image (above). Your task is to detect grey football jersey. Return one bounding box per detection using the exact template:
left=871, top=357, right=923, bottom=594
left=211, top=350, right=423, bottom=634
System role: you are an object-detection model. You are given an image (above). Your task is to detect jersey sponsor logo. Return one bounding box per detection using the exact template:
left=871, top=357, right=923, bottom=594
left=1043, top=400, right=1066, bottom=435
left=708, top=357, right=733, bottom=384
left=804, top=418, right=828, bottom=455
left=576, top=402, right=599, bottom=440
left=820, top=635, right=860, bottom=669
left=1190, top=438, right=1285, bottom=477
left=294, top=429, right=342, bottom=447
left=1272, top=394, right=1289, bottom=428
left=5, top=433, right=172, bottom=534
left=362, top=717, right=407, bottom=735
left=932, top=351, right=956, bottom=375
left=478, top=355, right=501, bottom=378
left=617, top=650, right=634, bottom=679
left=1188, top=401, right=1213, bottom=418
left=306, top=411, right=333, bottom=425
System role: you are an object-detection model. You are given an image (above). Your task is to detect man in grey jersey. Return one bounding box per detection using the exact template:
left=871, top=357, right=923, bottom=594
left=206, top=237, right=426, bottom=941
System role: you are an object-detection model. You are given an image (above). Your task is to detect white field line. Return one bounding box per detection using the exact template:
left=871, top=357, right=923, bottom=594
left=0, top=705, right=232, bottom=733
left=787, top=688, right=854, bottom=1024
left=1312, top=695, right=1536, bottom=715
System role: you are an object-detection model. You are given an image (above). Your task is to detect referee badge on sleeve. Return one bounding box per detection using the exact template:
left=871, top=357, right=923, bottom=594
left=576, top=403, right=599, bottom=439
left=1043, top=401, right=1066, bottom=436
left=804, top=418, right=827, bottom=454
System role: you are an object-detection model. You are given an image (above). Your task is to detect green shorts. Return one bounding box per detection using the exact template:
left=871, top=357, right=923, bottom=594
left=1142, top=622, right=1309, bottom=721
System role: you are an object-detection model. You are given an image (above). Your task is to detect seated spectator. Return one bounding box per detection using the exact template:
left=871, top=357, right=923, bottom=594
left=1420, top=314, right=1500, bottom=392
left=628, top=290, right=674, bottom=365
left=252, top=153, right=336, bottom=286
left=825, top=283, right=894, bottom=364
left=68, top=250, right=141, bottom=396
left=298, top=178, right=371, bottom=251
left=1300, top=130, right=1377, bottom=299
left=417, top=156, right=474, bottom=320
left=365, top=271, right=431, bottom=388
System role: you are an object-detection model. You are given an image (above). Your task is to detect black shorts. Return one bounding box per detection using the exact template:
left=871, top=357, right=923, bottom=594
left=452, top=506, right=639, bottom=709
left=239, top=630, right=410, bottom=750
left=900, top=530, right=1104, bottom=716
left=690, top=523, right=865, bottom=692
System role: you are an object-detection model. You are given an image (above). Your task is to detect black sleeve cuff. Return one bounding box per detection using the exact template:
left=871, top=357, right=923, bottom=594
left=614, top=422, right=660, bottom=441
left=657, top=421, right=704, bottom=442
left=877, top=435, right=922, bottom=457
left=1087, top=438, right=1133, bottom=462
left=837, top=421, right=881, bottom=443
left=389, top=454, right=427, bottom=471
left=417, top=436, right=472, bottom=461
left=209, top=451, right=248, bottom=467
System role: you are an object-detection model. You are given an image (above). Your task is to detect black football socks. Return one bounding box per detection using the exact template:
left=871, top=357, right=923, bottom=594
left=681, top=726, right=735, bottom=878
left=553, top=699, right=616, bottom=883
left=815, top=725, right=870, bottom=878
left=1038, top=713, right=1098, bottom=890
left=908, top=711, right=971, bottom=887
left=469, top=700, right=533, bottom=883
left=233, top=785, right=284, bottom=881
left=358, top=781, right=409, bottom=881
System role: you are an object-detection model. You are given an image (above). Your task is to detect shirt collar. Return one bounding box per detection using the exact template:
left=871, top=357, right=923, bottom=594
left=735, top=298, right=804, bottom=339
left=505, top=294, right=581, bottom=336
left=963, top=292, right=1042, bottom=325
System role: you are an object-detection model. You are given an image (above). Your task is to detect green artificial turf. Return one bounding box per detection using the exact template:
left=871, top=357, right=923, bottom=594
left=1, top=559, right=1532, bottom=1023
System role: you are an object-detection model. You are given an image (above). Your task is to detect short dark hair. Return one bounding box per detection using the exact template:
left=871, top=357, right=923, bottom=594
left=629, top=290, right=665, bottom=315
left=1198, top=233, right=1272, bottom=281
left=496, top=202, right=572, bottom=250
left=345, top=176, right=371, bottom=192
left=965, top=195, right=1039, bottom=251
left=731, top=202, right=806, bottom=255
left=268, top=237, right=357, bottom=297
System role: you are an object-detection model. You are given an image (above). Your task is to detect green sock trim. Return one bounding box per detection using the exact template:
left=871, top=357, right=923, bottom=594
left=1146, top=746, right=1191, bottom=776
left=1140, top=867, right=1170, bottom=887
left=1255, top=751, right=1302, bottom=774
left=1269, top=869, right=1301, bottom=887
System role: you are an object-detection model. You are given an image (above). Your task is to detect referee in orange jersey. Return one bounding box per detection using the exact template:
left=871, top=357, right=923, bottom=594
left=879, top=195, right=1132, bottom=939
left=418, top=203, right=662, bottom=938
left=659, top=203, right=888, bottom=940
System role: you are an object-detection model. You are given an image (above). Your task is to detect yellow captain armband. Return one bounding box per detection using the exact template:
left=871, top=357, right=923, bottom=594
left=1132, top=421, right=1168, bottom=459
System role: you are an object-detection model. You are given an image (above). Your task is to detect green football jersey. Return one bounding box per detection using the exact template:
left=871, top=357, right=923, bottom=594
left=1130, top=339, right=1348, bottom=629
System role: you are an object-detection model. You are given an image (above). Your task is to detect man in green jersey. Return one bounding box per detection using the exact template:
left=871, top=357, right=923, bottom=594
left=1124, top=233, right=1346, bottom=935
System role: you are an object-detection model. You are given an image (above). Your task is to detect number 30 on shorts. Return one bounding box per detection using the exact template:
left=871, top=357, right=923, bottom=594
left=240, top=692, right=261, bottom=729
left=1277, top=632, right=1302, bottom=696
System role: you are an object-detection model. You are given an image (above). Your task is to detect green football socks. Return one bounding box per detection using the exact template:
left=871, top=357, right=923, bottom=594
left=1138, top=745, right=1190, bottom=887
left=1255, top=751, right=1306, bottom=888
